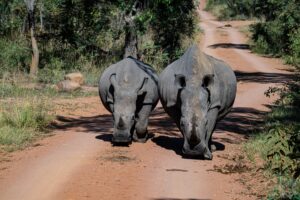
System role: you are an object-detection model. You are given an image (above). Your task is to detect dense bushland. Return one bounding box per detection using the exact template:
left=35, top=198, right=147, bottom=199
left=205, top=0, right=258, bottom=20
left=245, top=79, right=300, bottom=199
left=0, top=0, right=199, bottom=81
left=0, top=0, right=199, bottom=151
left=206, top=0, right=300, bottom=198
left=205, top=0, right=300, bottom=67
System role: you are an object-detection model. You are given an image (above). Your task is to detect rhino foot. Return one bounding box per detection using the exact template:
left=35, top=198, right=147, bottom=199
left=210, top=144, right=217, bottom=152
left=132, top=130, right=148, bottom=143
left=204, top=149, right=213, bottom=160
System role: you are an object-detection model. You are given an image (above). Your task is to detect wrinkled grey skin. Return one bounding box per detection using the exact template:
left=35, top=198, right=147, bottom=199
left=99, top=57, right=159, bottom=144
left=159, top=45, right=237, bottom=159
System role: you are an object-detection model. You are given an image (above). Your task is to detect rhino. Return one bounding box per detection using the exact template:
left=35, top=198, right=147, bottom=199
left=99, top=57, right=159, bottom=144
left=158, top=44, right=237, bottom=159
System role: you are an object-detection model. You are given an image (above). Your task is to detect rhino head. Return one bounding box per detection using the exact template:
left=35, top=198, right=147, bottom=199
left=174, top=74, right=214, bottom=159
left=108, top=73, right=148, bottom=144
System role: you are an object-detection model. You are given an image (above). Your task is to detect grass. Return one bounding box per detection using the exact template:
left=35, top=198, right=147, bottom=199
left=0, top=98, right=53, bottom=152
left=0, top=69, right=99, bottom=152
left=0, top=82, right=98, bottom=99
left=244, top=97, right=300, bottom=199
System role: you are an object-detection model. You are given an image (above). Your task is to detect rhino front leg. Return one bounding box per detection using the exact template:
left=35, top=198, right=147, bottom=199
left=133, top=105, right=152, bottom=143
left=204, top=108, right=219, bottom=159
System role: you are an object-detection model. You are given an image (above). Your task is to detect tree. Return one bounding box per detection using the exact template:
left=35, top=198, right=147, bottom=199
left=24, top=0, right=39, bottom=76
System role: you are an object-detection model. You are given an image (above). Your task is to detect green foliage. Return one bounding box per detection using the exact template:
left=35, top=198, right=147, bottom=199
left=149, top=0, right=198, bottom=59
left=245, top=75, right=300, bottom=199
left=0, top=0, right=198, bottom=80
left=0, top=98, right=53, bottom=151
left=267, top=176, right=300, bottom=200
left=206, top=0, right=300, bottom=67
left=0, top=126, right=35, bottom=152
left=0, top=82, right=97, bottom=99
left=286, top=28, right=300, bottom=67
left=205, top=0, right=258, bottom=20
left=0, top=37, right=30, bottom=75
left=266, top=126, right=299, bottom=176
left=251, top=0, right=300, bottom=67
left=0, top=100, right=51, bottom=131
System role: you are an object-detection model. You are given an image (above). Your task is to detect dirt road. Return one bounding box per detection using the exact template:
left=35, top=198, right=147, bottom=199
left=0, top=1, right=292, bottom=199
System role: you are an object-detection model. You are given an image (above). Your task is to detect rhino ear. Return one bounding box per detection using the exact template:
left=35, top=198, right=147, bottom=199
left=174, top=74, right=186, bottom=89
left=107, top=74, right=117, bottom=104
left=166, top=74, right=185, bottom=107
left=202, top=74, right=214, bottom=88
left=107, top=85, right=114, bottom=104
left=110, top=73, right=119, bottom=89
left=203, top=74, right=221, bottom=109
left=137, top=77, right=148, bottom=95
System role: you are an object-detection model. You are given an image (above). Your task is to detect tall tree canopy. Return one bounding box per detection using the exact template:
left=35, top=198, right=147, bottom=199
left=0, top=0, right=198, bottom=75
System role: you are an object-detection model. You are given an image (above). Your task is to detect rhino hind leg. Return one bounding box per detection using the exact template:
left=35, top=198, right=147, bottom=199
left=132, top=105, right=152, bottom=143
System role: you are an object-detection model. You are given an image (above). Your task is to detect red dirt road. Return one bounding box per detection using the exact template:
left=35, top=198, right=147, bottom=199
left=0, top=1, right=292, bottom=200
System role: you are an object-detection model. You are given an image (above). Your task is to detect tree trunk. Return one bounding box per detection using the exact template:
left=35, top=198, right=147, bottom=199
left=28, top=10, right=39, bottom=76
left=124, top=20, right=138, bottom=58
left=123, top=0, right=140, bottom=59
left=30, top=28, right=39, bottom=76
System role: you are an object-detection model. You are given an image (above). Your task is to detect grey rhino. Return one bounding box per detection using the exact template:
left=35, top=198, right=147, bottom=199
left=158, top=44, right=237, bottom=159
left=99, top=57, right=159, bottom=143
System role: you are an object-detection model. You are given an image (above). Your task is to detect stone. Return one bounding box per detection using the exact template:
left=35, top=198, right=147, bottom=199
left=64, top=72, right=84, bottom=85
left=56, top=80, right=81, bottom=92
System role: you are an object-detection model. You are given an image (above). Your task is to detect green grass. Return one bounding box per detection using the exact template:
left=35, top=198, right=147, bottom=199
left=0, top=83, right=97, bottom=99
left=244, top=100, right=300, bottom=199
left=0, top=99, right=53, bottom=152
left=0, top=126, right=36, bottom=152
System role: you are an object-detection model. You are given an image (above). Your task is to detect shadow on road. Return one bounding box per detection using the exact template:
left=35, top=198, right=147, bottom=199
left=151, top=198, right=211, bottom=200
left=235, top=70, right=294, bottom=84
left=149, top=106, right=267, bottom=156
left=54, top=114, right=112, bottom=133
left=53, top=105, right=267, bottom=155
left=208, top=43, right=250, bottom=50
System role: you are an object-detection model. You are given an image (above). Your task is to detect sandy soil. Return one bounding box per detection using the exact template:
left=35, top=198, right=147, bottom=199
left=0, top=1, right=293, bottom=200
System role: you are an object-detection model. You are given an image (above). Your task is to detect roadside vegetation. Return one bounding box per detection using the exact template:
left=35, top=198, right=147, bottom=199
left=0, top=97, right=53, bottom=152
left=206, top=0, right=300, bottom=199
left=0, top=1, right=199, bottom=152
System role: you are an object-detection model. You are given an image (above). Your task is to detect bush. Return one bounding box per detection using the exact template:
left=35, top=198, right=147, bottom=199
left=0, top=98, right=53, bottom=151
left=251, top=0, right=300, bottom=66
left=205, top=0, right=257, bottom=20
left=245, top=77, right=300, bottom=199
left=285, top=28, right=300, bottom=67
left=268, top=176, right=300, bottom=200
left=0, top=101, right=51, bottom=131
left=0, top=37, right=30, bottom=76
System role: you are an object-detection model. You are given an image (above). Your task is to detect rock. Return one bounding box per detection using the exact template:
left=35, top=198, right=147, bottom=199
left=48, top=84, right=59, bottom=91
left=64, top=72, right=84, bottom=85
left=56, top=80, right=81, bottom=92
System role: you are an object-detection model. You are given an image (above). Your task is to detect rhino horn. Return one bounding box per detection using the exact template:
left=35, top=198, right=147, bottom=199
left=118, top=116, right=125, bottom=128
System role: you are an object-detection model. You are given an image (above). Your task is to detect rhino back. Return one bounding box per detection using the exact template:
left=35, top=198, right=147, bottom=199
left=99, top=58, right=159, bottom=113
left=208, top=55, right=237, bottom=119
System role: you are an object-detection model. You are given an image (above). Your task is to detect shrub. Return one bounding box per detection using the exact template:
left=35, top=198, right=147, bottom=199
left=0, top=98, right=53, bottom=151
left=205, top=0, right=257, bottom=20
left=285, top=28, right=300, bottom=67
left=267, top=176, right=300, bottom=200
left=0, top=37, right=30, bottom=76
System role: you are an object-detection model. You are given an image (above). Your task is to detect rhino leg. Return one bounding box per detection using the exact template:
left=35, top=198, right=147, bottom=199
left=204, top=108, right=219, bottom=159
left=133, top=105, right=152, bottom=143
